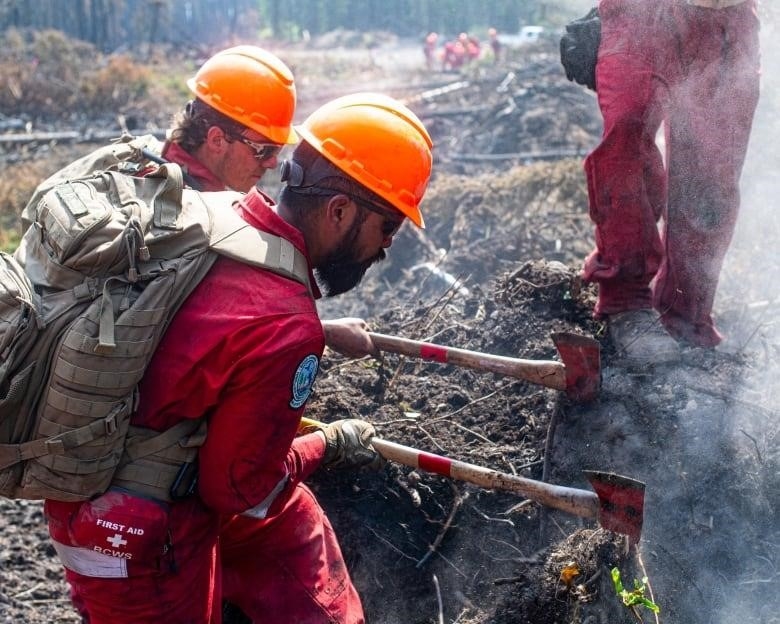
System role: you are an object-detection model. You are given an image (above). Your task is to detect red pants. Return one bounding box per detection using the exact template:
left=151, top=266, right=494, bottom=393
left=47, top=484, right=364, bottom=623
left=583, top=0, right=760, bottom=346
left=220, top=487, right=364, bottom=624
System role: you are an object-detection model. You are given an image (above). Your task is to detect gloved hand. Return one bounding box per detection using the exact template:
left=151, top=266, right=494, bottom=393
left=559, top=6, right=601, bottom=91
left=319, top=419, right=385, bottom=471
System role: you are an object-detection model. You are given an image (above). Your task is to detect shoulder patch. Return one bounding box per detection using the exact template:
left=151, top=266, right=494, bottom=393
left=290, top=354, right=319, bottom=409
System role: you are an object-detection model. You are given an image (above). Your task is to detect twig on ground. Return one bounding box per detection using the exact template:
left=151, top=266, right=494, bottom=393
left=321, top=354, right=372, bottom=372
left=421, top=274, right=470, bottom=333
left=416, top=424, right=448, bottom=453
left=447, top=421, right=495, bottom=444
left=502, top=499, right=534, bottom=515
left=635, top=550, right=662, bottom=624
left=539, top=401, right=564, bottom=542
left=12, top=583, right=43, bottom=599
left=739, top=428, right=763, bottom=463
left=515, top=458, right=544, bottom=471
left=416, top=483, right=468, bottom=569
left=396, top=475, right=422, bottom=507
left=432, top=574, right=444, bottom=624
left=736, top=292, right=780, bottom=354
left=432, top=381, right=523, bottom=420
left=487, top=537, right=525, bottom=557
left=470, top=504, right=515, bottom=528
left=548, top=514, right=569, bottom=539
left=365, top=526, right=418, bottom=563
left=583, top=566, right=602, bottom=588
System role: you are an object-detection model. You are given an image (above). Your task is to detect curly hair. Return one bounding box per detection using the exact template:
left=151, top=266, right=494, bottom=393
left=168, top=98, right=249, bottom=153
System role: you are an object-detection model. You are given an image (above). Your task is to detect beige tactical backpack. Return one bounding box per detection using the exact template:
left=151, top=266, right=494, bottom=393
left=0, top=154, right=310, bottom=502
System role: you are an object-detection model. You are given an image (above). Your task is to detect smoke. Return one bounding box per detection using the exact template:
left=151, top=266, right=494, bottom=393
left=714, top=8, right=780, bottom=624
left=643, top=5, right=779, bottom=622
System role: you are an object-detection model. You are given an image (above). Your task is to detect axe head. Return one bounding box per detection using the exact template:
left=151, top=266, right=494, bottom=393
left=585, top=470, right=645, bottom=545
left=551, top=332, right=601, bottom=402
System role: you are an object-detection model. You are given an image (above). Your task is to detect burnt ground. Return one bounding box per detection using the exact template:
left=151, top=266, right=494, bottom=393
left=2, top=35, right=780, bottom=624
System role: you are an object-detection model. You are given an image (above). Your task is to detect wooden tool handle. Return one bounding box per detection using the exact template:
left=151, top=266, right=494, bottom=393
left=372, top=437, right=600, bottom=520
left=368, top=332, right=567, bottom=390
left=299, top=417, right=597, bottom=519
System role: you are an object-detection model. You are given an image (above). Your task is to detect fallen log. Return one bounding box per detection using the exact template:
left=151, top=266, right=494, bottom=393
left=0, top=129, right=167, bottom=145
left=450, top=148, right=590, bottom=162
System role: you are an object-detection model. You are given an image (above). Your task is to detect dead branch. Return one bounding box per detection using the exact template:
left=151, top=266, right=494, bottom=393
left=416, top=483, right=468, bottom=569
left=432, top=574, right=444, bottom=624
left=739, top=428, right=763, bottom=463
left=539, top=401, right=564, bottom=542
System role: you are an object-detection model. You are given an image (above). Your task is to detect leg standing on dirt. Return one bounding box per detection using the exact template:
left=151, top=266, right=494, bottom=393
left=43, top=93, right=434, bottom=623
left=581, top=0, right=761, bottom=362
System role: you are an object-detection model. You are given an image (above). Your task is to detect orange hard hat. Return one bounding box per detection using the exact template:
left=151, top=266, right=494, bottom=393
left=187, top=45, right=297, bottom=145
left=294, top=93, right=433, bottom=228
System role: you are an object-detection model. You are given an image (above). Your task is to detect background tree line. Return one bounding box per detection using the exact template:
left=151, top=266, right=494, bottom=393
left=0, top=0, right=590, bottom=52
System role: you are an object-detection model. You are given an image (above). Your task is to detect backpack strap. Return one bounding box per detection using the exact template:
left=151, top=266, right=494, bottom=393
left=193, top=191, right=312, bottom=292
left=0, top=401, right=124, bottom=472
left=112, top=419, right=208, bottom=502
left=141, top=163, right=185, bottom=229
left=212, top=219, right=311, bottom=290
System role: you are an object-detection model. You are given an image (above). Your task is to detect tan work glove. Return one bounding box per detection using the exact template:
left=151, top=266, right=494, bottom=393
left=318, top=419, right=385, bottom=471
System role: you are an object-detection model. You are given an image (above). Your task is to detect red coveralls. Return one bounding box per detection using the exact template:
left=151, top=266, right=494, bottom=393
left=582, top=0, right=760, bottom=346
left=44, top=182, right=365, bottom=623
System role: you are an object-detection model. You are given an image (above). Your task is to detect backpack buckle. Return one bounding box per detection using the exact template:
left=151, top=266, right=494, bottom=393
left=170, top=462, right=198, bottom=500
left=73, top=279, right=98, bottom=301
left=104, top=411, right=118, bottom=435
left=45, top=438, right=65, bottom=455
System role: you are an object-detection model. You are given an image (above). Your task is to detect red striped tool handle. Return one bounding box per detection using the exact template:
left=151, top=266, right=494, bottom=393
left=368, top=332, right=567, bottom=390
left=300, top=416, right=599, bottom=520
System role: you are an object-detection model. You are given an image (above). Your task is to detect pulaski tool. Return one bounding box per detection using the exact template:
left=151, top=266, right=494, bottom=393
left=300, top=417, right=644, bottom=544
left=367, top=331, right=601, bottom=402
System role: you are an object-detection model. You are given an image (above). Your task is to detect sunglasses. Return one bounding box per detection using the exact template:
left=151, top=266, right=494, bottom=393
left=229, top=134, right=284, bottom=161
left=285, top=184, right=405, bottom=239
left=354, top=197, right=405, bottom=239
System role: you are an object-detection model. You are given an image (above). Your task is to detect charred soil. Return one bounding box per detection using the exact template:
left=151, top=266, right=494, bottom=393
left=2, top=35, right=779, bottom=624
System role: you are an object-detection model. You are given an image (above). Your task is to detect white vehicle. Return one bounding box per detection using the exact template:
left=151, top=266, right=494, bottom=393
left=501, top=25, right=546, bottom=48
left=519, top=26, right=545, bottom=43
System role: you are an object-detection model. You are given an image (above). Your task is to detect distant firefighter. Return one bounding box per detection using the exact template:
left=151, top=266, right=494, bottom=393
left=488, top=27, right=502, bottom=62
left=441, top=40, right=465, bottom=71
left=423, top=31, right=438, bottom=70
left=465, top=33, right=481, bottom=61
left=442, top=32, right=481, bottom=71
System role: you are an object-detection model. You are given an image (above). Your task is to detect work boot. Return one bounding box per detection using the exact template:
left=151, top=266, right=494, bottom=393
left=607, top=309, right=681, bottom=366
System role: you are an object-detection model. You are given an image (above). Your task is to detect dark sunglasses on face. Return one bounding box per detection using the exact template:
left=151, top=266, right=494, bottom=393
left=228, top=133, right=284, bottom=161
left=354, top=198, right=405, bottom=239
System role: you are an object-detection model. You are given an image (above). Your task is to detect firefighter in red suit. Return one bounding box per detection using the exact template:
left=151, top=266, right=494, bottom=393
left=44, top=92, right=434, bottom=623
left=582, top=0, right=760, bottom=363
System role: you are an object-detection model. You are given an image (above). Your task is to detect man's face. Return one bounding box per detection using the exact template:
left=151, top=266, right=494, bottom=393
left=314, top=213, right=387, bottom=297
left=314, top=201, right=403, bottom=297
left=215, top=129, right=284, bottom=192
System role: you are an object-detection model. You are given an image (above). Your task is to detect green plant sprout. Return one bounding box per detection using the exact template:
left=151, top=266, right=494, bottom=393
left=611, top=567, right=660, bottom=617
